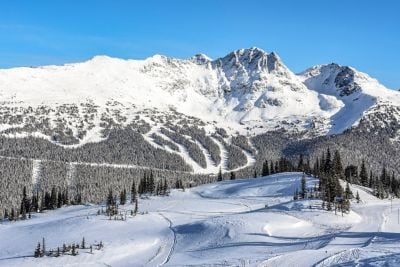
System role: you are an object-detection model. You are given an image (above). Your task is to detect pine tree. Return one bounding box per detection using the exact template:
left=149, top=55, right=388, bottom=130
left=297, top=154, right=304, bottom=172
left=345, top=182, right=353, bottom=199
left=106, top=189, right=117, bottom=216
left=9, top=208, right=15, bottom=221
left=217, top=167, right=223, bottom=182
left=300, top=173, right=307, bottom=199
left=268, top=161, right=273, bottom=174
left=81, top=237, right=86, bottom=249
left=50, top=187, right=57, bottom=209
left=149, top=171, right=155, bottom=194
left=324, top=148, right=332, bottom=174
left=57, top=191, right=63, bottom=208
left=64, top=188, right=69, bottom=205
left=131, top=180, right=137, bottom=203
left=34, top=242, right=41, bottom=257
left=120, top=188, right=126, bottom=205
left=20, top=186, right=30, bottom=215
left=369, top=171, right=374, bottom=188
left=327, top=199, right=332, bottom=211
left=31, top=192, right=39, bottom=212
left=360, top=160, right=368, bottom=186
left=71, top=244, right=77, bottom=256
left=380, top=167, right=390, bottom=188
left=262, top=160, right=269, bottom=176
left=134, top=198, right=138, bottom=215
left=332, top=150, right=344, bottom=179
left=356, top=191, right=360, bottom=203
left=162, top=178, right=168, bottom=195
left=42, top=237, right=46, bottom=256
left=313, top=157, right=320, bottom=178
left=20, top=203, right=27, bottom=220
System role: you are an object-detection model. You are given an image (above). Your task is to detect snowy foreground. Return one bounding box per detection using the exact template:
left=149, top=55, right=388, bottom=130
left=1, top=173, right=400, bottom=266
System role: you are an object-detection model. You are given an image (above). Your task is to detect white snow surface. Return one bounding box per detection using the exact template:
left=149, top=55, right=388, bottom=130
left=0, top=47, right=399, bottom=143
left=1, top=172, right=400, bottom=266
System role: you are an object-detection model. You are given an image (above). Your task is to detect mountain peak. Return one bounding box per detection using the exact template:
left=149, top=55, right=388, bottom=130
left=87, top=55, right=115, bottom=63
left=190, top=53, right=212, bottom=64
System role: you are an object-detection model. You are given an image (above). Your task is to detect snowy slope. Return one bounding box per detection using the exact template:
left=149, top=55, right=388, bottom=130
left=300, top=63, right=400, bottom=134
left=1, top=172, right=400, bottom=266
left=0, top=48, right=399, bottom=173
left=0, top=47, right=398, bottom=144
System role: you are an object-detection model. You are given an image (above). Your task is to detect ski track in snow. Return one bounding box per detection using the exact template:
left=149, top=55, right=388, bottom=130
left=2, top=173, right=400, bottom=266
left=158, top=213, right=177, bottom=266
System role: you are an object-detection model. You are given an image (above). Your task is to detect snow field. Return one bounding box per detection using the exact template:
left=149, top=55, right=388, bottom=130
left=1, top=172, right=399, bottom=266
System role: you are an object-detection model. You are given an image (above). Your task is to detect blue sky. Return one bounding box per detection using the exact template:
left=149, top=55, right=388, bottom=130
left=0, top=0, right=399, bottom=89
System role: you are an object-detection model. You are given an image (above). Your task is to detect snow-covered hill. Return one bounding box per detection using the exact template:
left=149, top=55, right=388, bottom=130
left=1, top=173, right=399, bottom=266
left=0, top=47, right=399, bottom=141
left=0, top=47, right=399, bottom=174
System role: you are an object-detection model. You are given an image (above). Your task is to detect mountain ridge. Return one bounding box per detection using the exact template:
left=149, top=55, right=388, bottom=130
left=0, top=47, right=398, bottom=142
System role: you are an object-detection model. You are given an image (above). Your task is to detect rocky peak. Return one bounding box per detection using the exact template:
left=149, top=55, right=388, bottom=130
left=190, top=53, right=212, bottom=65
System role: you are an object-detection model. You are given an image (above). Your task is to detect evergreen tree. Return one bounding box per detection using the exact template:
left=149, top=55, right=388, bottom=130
left=344, top=165, right=358, bottom=184
left=20, top=204, right=27, bottom=220
left=81, top=237, right=86, bottom=249
left=131, top=179, right=137, bottom=203
left=324, top=148, right=332, bottom=174
left=9, top=208, right=15, bottom=221
left=344, top=182, right=353, bottom=199
left=270, top=161, right=275, bottom=174
left=297, top=154, right=304, bottom=172
left=300, top=173, right=307, bottom=199
left=369, top=171, right=374, bottom=188
left=134, top=198, right=138, bottom=215
left=42, top=237, right=46, bottom=256
left=149, top=171, right=155, bottom=194
left=20, top=186, right=30, bottom=215
left=217, top=167, right=223, bottom=182
left=261, top=160, right=269, bottom=176
left=34, top=242, right=41, bottom=257
left=313, top=157, right=320, bottom=178
left=106, top=189, right=117, bottom=216
left=120, top=188, right=126, bottom=205
left=360, top=160, right=368, bottom=186
left=380, top=166, right=390, bottom=188
left=71, top=244, right=77, bottom=256
left=332, top=150, right=344, bottom=179
left=356, top=191, right=360, bottom=203
left=50, top=187, right=57, bottom=209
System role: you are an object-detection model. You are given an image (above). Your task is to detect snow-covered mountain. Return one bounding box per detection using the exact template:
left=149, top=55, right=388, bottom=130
left=0, top=47, right=399, bottom=174
left=1, top=47, right=398, bottom=144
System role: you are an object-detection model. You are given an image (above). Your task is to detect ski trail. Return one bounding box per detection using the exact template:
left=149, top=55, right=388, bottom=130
left=155, top=130, right=206, bottom=173
left=0, top=155, right=193, bottom=174
left=210, top=137, right=228, bottom=171
left=158, top=213, right=177, bottom=266
left=31, top=159, right=42, bottom=190
left=230, top=145, right=256, bottom=173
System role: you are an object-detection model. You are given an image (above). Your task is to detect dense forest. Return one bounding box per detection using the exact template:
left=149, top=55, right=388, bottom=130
left=0, top=117, right=399, bottom=221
